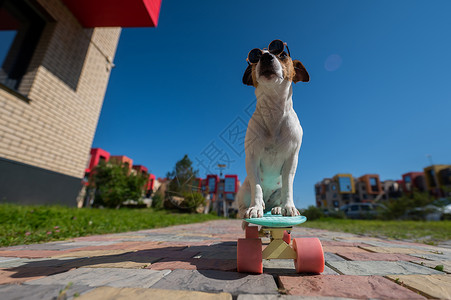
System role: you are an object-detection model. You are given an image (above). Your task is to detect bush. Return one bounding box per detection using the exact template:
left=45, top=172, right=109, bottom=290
left=384, top=190, right=435, bottom=220
left=181, top=192, right=205, bottom=213
left=151, top=192, right=164, bottom=209
left=302, top=205, right=324, bottom=221
left=327, top=209, right=346, bottom=219
left=90, top=161, right=147, bottom=208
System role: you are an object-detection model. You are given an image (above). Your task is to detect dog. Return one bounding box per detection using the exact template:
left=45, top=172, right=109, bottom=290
left=236, top=40, right=309, bottom=220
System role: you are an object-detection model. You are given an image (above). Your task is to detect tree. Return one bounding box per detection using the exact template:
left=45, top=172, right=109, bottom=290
left=165, top=155, right=205, bottom=213
left=89, top=161, right=147, bottom=208
left=166, top=154, right=199, bottom=196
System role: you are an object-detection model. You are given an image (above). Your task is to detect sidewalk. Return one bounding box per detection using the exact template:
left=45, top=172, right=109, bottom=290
left=0, top=219, right=450, bottom=299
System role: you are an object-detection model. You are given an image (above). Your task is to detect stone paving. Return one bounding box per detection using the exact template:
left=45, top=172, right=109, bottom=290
left=0, top=219, right=450, bottom=299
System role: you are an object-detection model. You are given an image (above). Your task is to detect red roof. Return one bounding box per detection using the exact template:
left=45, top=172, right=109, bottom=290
left=61, top=0, right=162, bottom=28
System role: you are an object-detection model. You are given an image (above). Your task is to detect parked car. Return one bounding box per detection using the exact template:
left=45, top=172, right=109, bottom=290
left=405, top=198, right=451, bottom=221
left=340, top=203, right=386, bottom=219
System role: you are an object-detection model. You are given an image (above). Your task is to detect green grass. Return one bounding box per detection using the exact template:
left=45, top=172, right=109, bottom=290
left=303, top=218, right=451, bottom=245
left=0, top=204, right=221, bottom=247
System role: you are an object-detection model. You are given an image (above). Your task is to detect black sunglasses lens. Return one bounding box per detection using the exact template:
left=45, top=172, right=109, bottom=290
left=248, top=48, right=262, bottom=63
left=268, top=40, right=284, bottom=54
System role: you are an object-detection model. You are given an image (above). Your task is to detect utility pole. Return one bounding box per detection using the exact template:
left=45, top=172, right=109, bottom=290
left=218, top=164, right=227, bottom=217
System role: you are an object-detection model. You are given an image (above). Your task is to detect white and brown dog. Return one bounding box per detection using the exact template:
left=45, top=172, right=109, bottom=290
left=237, top=40, right=309, bottom=219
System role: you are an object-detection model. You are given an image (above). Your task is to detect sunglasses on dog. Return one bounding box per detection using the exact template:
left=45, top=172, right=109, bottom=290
left=247, top=39, right=291, bottom=64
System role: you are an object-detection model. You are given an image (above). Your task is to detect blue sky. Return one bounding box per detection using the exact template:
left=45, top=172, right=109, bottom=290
left=92, top=0, right=451, bottom=209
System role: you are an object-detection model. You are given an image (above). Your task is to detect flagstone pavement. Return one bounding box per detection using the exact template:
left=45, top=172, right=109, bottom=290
left=0, top=219, right=450, bottom=299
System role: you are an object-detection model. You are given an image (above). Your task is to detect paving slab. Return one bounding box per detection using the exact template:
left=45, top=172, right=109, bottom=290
left=150, top=269, right=279, bottom=296
left=149, top=258, right=237, bottom=271
left=52, top=249, right=133, bottom=258
left=1, top=241, right=117, bottom=251
left=278, top=275, right=426, bottom=299
left=0, top=250, right=72, bottom=258
left=0, top=283, right=93, bottom=300
left=197, top=249, right=237, bottom=260
left=0, top=256, right=21, bottom=262
left=18, top=257, right=86, bottom=269
left=67, top=241, right=181, bottom=252
left=0, top=266, right=71, bottom=284
left=140, top=233, right=218, bottom=243
left=263, top=259, right=297, bottom=275
left=237, top=295, right=353, bottom=300
left=321, top=246, right=369, bottom=254
left=326, top=260, right=445, bottom=276
left=138, top=248, right=199, bottom=259
left=320, top=240, right=370, bottom=247
left=410, top=252, right=450, bottom=261
left=59, top=252, right=160, bottom=269
left=25, top=267, right=171, bottom=288
left=337, top=252, right=424, bottom=262
left=386, top=274, right=451, bottom=299
left=359, top=246, right=431, bottom=255
left=76, top=286, right=232, bottom=300
left=0, top=258, right=33, bottom=268
left=72, top=235, right=123, bottom=242
left=323, top=252, right=346, bottom=262
left=410, top=260, right=451, bottom=274
left=262, top=259, right=338, bottom=275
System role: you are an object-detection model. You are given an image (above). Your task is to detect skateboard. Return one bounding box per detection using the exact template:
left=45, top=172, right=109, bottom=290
left=237, top=212, right=325, bottom=274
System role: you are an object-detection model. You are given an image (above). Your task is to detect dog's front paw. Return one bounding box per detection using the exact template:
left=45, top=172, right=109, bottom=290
left=283, top=205, right=300, bottom=217
left=245, top=206, right=264, bottom=218
left=271, top=207, right=282, bottom=215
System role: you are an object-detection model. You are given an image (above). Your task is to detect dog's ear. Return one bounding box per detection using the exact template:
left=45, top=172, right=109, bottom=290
left=292, top=60, right=310, bottom=83
left=242, top=64, right=254, bottom=86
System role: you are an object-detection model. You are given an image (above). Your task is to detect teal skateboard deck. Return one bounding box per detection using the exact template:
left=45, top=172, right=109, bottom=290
left=244, top=212, right=307, bottom=227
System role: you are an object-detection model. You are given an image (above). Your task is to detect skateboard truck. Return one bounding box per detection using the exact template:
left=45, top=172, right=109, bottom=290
left=237, top=213, right=325, bottom=274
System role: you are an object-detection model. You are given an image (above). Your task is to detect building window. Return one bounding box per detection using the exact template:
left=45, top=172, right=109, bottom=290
left=426, top=170, right=436, bottom=188
left=0, top=0, right=47, bottom=91
left=315, top=186, right=320, bottom=195
left=338, top=177, right=353, bottom=193
left=369, top=177, right=379, bottom=192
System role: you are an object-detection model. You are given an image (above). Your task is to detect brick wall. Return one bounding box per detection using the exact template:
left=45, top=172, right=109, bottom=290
left=0, top=0, right=121, bottom=179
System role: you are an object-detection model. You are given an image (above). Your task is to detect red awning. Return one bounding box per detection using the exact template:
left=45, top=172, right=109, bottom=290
left=61, top=0, right=161, bottom=28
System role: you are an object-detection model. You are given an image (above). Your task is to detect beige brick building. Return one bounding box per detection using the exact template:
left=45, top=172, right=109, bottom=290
left=0, top=0, right=161, bottom=205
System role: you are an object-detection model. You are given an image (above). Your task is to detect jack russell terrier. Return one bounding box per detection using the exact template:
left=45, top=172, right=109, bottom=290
left=237, top=39, right=309, bottom=219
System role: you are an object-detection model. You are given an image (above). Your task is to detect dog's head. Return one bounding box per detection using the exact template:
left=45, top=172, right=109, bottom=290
left=242, top=42, right=309, bottom=87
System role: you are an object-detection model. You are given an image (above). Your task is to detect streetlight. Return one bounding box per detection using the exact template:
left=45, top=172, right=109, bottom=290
left=217, top=164, right=227, bottom=217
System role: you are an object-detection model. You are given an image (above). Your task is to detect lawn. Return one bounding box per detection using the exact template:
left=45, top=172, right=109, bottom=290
left=303, top=218, right=451, bottom=245
left=0, top=204, right=221, bottom=247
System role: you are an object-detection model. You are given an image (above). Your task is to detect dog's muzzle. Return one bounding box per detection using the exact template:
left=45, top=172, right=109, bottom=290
left=259, top=53, right=278, bottom=78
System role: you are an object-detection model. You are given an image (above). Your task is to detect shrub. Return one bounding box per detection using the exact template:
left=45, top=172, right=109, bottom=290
left=90, top=161, right=147, bottom=208
left=181, top=192, right=205, bottom=213
left=302, top=205, right=324, bottom=221
left=151, top=192, right=164, bottom=209
left=384, top=190, right=435, bottom=220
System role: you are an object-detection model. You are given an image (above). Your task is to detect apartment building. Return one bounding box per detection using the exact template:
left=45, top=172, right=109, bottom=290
left=316, top=164, right=451, bottom=209
left=316, top=174, right=384, bottom=209
left=0, top=0, right=161, bottom=205
left=191, top=174, right=240, bottom=216
left=424, top=165, right=451, bottom=198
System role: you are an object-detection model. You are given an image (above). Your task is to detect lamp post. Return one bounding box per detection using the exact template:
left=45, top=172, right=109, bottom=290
left=217, top=164, right=227, bottom=217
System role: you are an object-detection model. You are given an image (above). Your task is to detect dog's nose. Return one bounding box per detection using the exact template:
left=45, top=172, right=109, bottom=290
left=260, top=52, right=274, bottom=64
